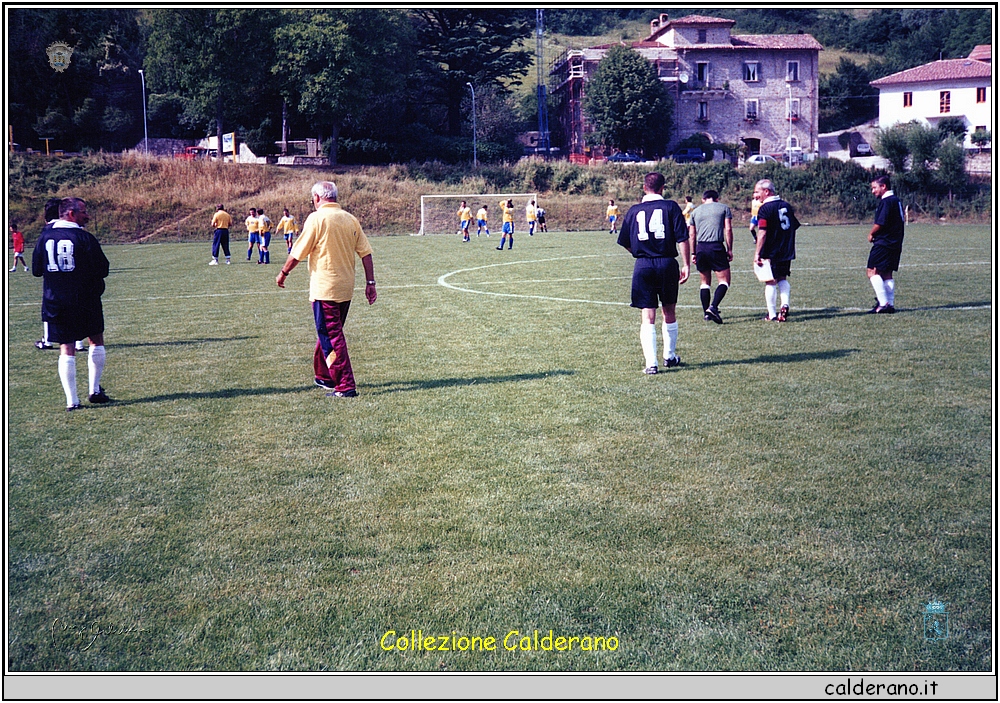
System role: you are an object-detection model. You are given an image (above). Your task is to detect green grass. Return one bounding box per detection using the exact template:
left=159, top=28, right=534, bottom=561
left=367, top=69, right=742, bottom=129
left=6, top=224, right=992, bottom=671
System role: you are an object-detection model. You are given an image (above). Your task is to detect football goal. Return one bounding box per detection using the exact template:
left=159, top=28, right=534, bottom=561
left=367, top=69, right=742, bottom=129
left=416, top=193, right=539, bottom=236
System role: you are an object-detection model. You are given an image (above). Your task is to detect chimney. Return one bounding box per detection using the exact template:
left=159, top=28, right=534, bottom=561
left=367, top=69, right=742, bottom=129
left=650, top=18, right=659, bottom=34
left=660, top=13, right=669, bottom=25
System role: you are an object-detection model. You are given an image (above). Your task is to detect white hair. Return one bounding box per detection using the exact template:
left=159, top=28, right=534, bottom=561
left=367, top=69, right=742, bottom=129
left=312, top=181, right=338, bottom=201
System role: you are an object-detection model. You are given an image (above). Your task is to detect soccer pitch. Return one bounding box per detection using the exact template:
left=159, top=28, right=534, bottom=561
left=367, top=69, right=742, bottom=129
left=6, top=223, right=992, bottom=672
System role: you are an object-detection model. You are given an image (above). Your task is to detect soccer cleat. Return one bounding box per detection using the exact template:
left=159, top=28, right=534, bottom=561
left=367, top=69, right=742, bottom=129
left=705, top=306, right=723, bottom=324
left=88, top=387, right=112, bottom=404
left=9, top=267, right=15, bottom=272
left=35, top=340, right=55, bottom=350
left=66, top=403, right=82, bottom=412
left=664, top=355, right=681, bottom=369
left=876, top=304, right=896, bottom=314
left=762, top=314, right=778, bottom=322
left=327, top=389, right=359, bottom=398
left=314, top=378, right=337, bottom=390
left=867, top=303, right=881, bottom=314
left=644, top=366, right=658, bottom=375
left=496, top=246, right=503, bottom=250
left=225, top=259, right=231, bottom=264
left=209, top=258, right=218, bottom=265
left=777, top=305, right=789, bottom=322
left=704, top=313, right=712, bottom=322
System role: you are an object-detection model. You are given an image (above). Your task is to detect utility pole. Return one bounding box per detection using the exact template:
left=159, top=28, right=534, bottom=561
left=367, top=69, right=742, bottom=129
left=138, top=69, right=148, bottom=154
left=467, top=82, right=477, bottom=168
left=536, top=9, right=550, bottom=155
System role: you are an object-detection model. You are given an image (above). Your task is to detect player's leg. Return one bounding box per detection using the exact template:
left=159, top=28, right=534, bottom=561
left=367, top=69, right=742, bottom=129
left=763, top=279, right=778, bottom=320
left=221, top=231, right=231, bottom=263
left=211, top=229, right=221, bottom=264
left=883, top=272, right=895, bottom=308
left=698, top=269, right=712, bottom=313
left=708, top=267, right=731, bottom=322
left=86, top=331, right=110, bottom=402
left=660, top=258, right=681, bottom=367
left=50, top=321, right=80, bottom=409
left=640, top=306, right=658, bottom=373
left=776, top=272, right=790, bottom=321
left=313, top=300, right=356, bottom=395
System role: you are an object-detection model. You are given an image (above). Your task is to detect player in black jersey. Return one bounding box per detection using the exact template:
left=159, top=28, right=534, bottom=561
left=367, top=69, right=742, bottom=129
left=866, top=175, right=905, bottom=314
left=752, top=179, right=799, bottom=322
left=617, top=173, right=690, bottom=374
left=32, top=198, right=112, bottom=410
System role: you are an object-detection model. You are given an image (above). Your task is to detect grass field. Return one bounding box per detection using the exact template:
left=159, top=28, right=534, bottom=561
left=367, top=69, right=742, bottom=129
left=6, top=223, right=993, bottom=672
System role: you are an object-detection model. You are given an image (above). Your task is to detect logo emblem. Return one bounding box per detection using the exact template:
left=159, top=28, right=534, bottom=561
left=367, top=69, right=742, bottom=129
left=923, top=601, right=949, bottom=641
left=46, top=42, right=74, bottom=72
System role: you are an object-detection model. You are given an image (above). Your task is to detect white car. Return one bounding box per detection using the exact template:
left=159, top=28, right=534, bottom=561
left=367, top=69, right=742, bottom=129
left=744, top=154, right=777, bottom=165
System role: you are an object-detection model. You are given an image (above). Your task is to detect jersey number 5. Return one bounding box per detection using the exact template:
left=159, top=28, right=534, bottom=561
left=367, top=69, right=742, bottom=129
left=778, top=207, right=791, bottom=231
left=45, top=239, right=76, bottom=272
left=636, top=209, right=666, bottom=241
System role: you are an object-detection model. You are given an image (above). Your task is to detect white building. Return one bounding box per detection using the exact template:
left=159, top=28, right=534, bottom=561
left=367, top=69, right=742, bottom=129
left=870, top=46, right=992, bottom=149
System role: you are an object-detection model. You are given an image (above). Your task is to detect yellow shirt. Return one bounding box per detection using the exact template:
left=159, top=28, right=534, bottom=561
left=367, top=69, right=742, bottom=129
left=258, top=214, right=271, bottom=233
left=477, top=208, right=488, bottom=222
left=457, top=206, right=472, bottom=223
left=525, top=204, right=537, bottom=222
left=245, top=215, right=259, bottom=233
left=501, top=202, right=514, bottom=224
left=290, top=202, right=373, bottom=303
left=606, top=205, right=619, bottom=219
left=212, top=210, right=232, bottom=229
left=276, top=215, right=299, bottom=236
left=682, top=202, right=695, bottom=224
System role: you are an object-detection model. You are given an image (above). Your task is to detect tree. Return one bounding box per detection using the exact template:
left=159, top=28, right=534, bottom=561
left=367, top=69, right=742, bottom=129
left=873, top=124, right=911, bottom=173
left=819, top=58, right=877, bottom=132
left=273, top=9, right=412, bottom=166
left=936, top=117, right=967, bottom=143
left=935, top=138, right=967, bottom=200
left=410, top=10, right=532, bottom=137
left=583, top=45, right=673, bottom=157
left=971, top=128, right=991, bottom=153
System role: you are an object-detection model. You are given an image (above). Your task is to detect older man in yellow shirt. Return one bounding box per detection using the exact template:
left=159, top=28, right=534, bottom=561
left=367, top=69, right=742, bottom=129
left=276, top=181, right=377, bottom=398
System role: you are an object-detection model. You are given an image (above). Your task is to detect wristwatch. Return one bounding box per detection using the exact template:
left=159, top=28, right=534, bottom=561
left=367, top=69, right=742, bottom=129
left=367, top=280, right=376, bottom=285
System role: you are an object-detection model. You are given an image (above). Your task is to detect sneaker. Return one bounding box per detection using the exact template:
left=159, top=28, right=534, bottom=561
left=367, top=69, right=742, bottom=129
left=24, top=267, right=29, bottom=271
left=34, top=340, right=55, bottom=350
left=66, top=403, right=82, bottom=412
left=644, top=366, right=658, bottom=375
left=763, top=314, right=778, bottom=322
left=705, top=306, right=723, bottom=324
left=314, top=378, right=337, bottom=390
left=327, top=389, right=359, bottom=398
left=9, top=267, right=15, bottom=272
left=777, top=305, right=789, bottom=322
left=88, top=387, right=112, bottom=404
left=209, top=258, right=218, bottom=266
left=225, top=259, right=231, bottom=264
left=876, top=304, right=896, bottom=314
left=496, top=246, right=503, bottom=250
left=704, top=313, right=712, bottom=322
left=664, top=355, right=681, bottom=369
left=867, top=303, right=881, bottom=314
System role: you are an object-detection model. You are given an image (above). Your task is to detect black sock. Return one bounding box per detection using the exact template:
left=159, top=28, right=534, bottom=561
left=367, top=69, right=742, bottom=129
left=700, top=287, right=711, bottom=311
left=711, top=283, right=729, bottom=309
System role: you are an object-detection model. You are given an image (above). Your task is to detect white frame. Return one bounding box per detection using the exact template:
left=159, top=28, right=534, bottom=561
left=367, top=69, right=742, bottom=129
left=742, top=61, right=759, bottom=82
left=786, top=60, right=799, bottom=82
left=417, top=193, right=538, bottom=236
left=745, top=99, right=759, bottom=121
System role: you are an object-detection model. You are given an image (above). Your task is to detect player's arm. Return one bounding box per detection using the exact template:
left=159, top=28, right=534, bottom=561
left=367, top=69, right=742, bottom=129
left=754, top=216, right=767, bottom=265
left=687, top=223, right=697, bottom=267
left=868, top=223, right=881, bottom=243
left=361, top=254, right=377, bottom=305
left=276, top=256, right=299, bottom=288
left=678, top=238, right=690, bottom=285
left=724, top=216, right=734, bottom=261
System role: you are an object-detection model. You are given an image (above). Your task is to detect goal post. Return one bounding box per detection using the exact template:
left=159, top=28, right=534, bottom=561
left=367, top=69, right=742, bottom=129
left=416, top=193, right=538, bottom=236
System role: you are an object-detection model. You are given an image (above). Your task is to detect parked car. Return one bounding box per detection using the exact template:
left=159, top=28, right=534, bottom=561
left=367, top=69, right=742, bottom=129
left=855, top=142, right=872, bottom=155
left=607, top=151, right=642, bottom=162
left=671, top=148, right=705, bottom=163
left=743, top=154, right=778, bottom=165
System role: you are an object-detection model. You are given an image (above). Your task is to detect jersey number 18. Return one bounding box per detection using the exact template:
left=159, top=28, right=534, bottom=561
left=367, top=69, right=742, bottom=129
left=45, top=239, right=76, bottom=272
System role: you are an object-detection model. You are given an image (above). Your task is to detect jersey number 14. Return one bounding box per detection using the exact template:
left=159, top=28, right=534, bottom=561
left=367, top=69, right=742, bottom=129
left=635, top=209, right=666, bottom=241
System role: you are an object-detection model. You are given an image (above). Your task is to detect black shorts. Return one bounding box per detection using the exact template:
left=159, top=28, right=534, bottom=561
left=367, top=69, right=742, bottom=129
left=46, top=303, right=104, bottom=344
left=631, top=257, right=679, bottom=309
left=694, top=241, right=730, bottom=273
left=770, top=259, right=792, bottom=279
left=867, top=245, right=901, bottom=273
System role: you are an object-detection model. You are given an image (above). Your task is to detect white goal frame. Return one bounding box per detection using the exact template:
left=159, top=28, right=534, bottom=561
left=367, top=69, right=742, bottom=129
left=416, top=192, right=538, bottom=236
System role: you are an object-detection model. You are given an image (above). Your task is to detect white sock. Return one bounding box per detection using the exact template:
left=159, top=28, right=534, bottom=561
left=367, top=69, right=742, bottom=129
left=663, top=321, right=678, bottom=360
left=870, top=274, right=888, bottom=306
left=884, top=277, right=895, bottom=306
left=764, top=284, right=778, bottom=318
left=640, top=322, right=657, bottom=369
left=58, top=354, right=79, bottom=407
left=777, top=279, right=791, bottom=307
left=43, top=321, right=49, bottom=344
left=88, top=345, right=105, bottom=395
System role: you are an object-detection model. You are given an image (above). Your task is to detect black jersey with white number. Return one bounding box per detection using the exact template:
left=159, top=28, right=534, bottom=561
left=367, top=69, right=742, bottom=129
left=32, top=224, right=110, bottom=319
left=757, top=197, right=799, bottom=262
left=873, top=194, right=904, bottom=251
left=617, top=197, right=688, bottom=259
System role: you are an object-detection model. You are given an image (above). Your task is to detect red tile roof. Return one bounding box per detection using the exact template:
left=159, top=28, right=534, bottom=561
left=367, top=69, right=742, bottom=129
left=666, top=15, right=736, bottom=27
left=968, top=44, right=991, bottom=62
left=871, top=59, right=992, bottom=86
left=731, top=34, right=824, bottom=51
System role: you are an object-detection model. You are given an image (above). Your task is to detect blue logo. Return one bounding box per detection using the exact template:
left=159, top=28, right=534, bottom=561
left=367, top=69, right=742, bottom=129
left=923, top=600, right=949, bottom=641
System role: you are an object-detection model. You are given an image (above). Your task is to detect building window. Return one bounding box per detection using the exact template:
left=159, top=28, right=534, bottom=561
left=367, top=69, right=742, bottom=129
left=743, top=62, right=759, bottom=82
left=977, top=87, right=987, bottom=103
left=786, top=61, right=799, bottom=82
left=787, top=136, right=799, bottom=149
left=976, top=125, right=987, bottom=132
left=787, top=98, right=800, bottom=120
left=698, top=102, right=709, bottom=121
left=745, top=99, right=759, bottom=121
left=903, top=92, right=913, bottom=107
left=697, top=29, right=707, bottom=43
left=657, top=60, right=677, bottom=78
left=696, top=62, right=709, bottom=83
left=940, top=91, right=951, bottom=113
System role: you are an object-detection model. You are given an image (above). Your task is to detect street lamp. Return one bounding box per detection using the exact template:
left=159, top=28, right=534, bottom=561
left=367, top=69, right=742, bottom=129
left=466, top=82, right=477, bottom=168
left=138, top=68, right=148, bottom=155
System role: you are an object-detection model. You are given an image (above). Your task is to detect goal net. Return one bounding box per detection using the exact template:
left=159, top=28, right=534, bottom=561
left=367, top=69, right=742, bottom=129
left=417, top=193, right=538, bottom=236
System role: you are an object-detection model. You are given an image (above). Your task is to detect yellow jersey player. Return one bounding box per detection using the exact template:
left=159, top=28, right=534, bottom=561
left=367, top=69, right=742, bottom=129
left=457, top=201, right=472, bottom=242
left=606, top=199, right=620, bottom=234
left=245, top=208, right=260, bottom=261
left=476, top=205, right=490, bottom=237
left=526, top=200, right=538, bottom=236
left=277, top=208, right=299, bottom=253
left=496, top=199, right=515, bottom=250
left=256, top=207, right=272, bottom=264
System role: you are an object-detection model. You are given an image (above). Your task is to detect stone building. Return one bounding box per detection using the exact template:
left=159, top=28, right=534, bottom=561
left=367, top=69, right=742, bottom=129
left=551, top=13, right=823, bottom=161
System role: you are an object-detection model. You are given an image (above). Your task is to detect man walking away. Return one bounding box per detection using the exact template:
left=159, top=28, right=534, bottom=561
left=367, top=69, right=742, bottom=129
left=210, top=204, right=232, bottom=265
left=689, top=190, right=734, bottom=324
